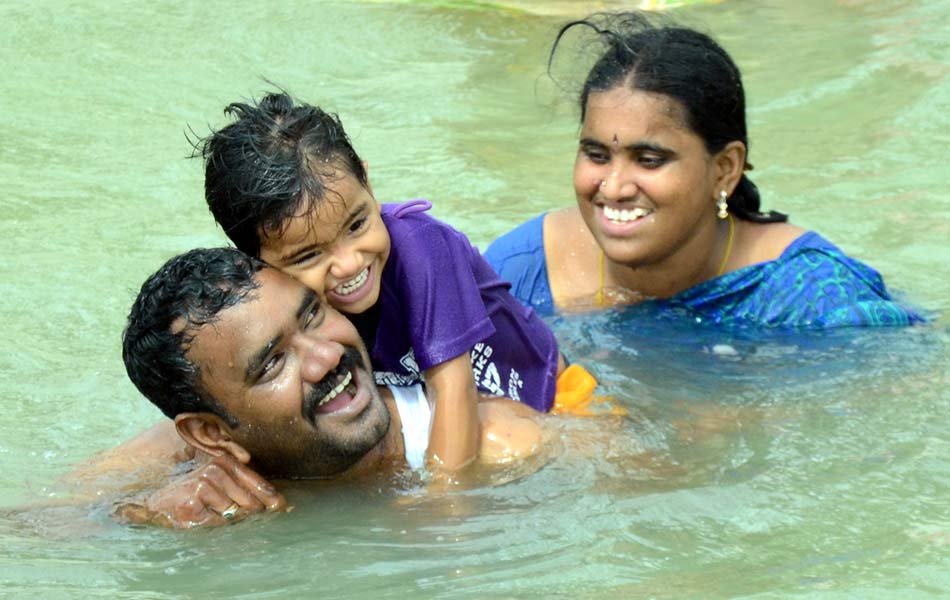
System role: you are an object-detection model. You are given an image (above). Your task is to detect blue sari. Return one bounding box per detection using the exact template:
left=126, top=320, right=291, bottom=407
left=484, top=214, right=923, bottom=328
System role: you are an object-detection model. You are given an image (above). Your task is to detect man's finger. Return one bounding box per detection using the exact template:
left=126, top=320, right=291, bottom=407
left=217, top=455, right=287, bottom=512
left=201, top=458, right=266, bottom=514
left=195, top=479, right=242, bottom=526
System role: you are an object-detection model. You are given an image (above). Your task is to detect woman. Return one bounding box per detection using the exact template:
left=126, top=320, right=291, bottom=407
left=485, top=12, right=921, bottom=328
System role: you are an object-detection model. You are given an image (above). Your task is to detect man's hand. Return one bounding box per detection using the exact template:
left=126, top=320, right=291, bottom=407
left=114, top=454, right=287, bottom=528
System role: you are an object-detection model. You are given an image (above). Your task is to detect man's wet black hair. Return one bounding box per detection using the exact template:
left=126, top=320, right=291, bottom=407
left=552, top=12, right=786, bottom=223
left=122, top=247, right=267, bottom=426
left=197, top=92, right=368, bottom=257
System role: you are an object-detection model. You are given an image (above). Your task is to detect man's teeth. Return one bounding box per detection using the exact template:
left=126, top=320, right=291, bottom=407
left=335, top=268, right=368, bottom=295
left=603, top=205, right=650, bottom=223
left=318, top=370, right=353, bottom=407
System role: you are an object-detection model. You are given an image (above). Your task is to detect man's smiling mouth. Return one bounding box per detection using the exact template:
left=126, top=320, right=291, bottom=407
left=317, top=370, right=354, bottom=407
left=304, top=346, right=367, bottom=421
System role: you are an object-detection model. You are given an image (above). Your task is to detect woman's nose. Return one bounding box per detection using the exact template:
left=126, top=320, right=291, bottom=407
left=599, top=168, right=637, bottom=200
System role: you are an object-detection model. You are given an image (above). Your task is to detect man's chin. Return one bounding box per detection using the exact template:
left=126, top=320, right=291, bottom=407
left=275, top=388, right=390, bottom=480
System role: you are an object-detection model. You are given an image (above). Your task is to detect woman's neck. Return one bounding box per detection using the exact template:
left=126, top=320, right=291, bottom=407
left=605, top=217, right=735, bottom=300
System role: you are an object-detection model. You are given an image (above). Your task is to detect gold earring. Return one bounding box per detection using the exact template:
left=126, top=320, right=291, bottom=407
left=716, top=190, right=729, bottom=220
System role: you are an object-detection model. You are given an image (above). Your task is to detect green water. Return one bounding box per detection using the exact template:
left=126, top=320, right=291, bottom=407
left=2, top=1, right=948, bottom=597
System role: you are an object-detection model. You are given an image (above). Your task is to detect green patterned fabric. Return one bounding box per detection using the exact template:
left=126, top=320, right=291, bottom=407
left=485, top=216, right=924, bottom=328
left=664, top=231, right=923, bottom=328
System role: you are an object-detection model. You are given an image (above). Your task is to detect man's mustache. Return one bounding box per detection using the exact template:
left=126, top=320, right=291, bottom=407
left=302, top=345, right=366, bottom=423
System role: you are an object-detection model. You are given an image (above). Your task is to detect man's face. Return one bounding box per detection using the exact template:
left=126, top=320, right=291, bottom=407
left=184, top=267, right=390, bottom=478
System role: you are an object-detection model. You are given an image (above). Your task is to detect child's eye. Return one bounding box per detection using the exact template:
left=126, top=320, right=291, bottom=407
left=292, top=251, right=321, bottom=267
left=349, top=217, right=368, bottom=234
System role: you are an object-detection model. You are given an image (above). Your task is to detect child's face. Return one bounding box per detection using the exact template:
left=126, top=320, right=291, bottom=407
left=259, top=170, right=391, bottom=315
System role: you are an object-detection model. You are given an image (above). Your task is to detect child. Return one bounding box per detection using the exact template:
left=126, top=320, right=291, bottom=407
left=199, top=92, right=573, bottom=472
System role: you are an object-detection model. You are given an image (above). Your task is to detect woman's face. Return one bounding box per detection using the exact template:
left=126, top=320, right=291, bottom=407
left=573, top=86, right=721, bottom=270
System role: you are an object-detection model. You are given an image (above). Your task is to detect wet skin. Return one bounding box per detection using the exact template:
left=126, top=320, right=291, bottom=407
left=257, top=168, right=481, bottom=472
left=259, top=171, right=390, bottom=316
left=181, top=268, right=391, bottom=479
left=573, top=86, right=729, bottom=284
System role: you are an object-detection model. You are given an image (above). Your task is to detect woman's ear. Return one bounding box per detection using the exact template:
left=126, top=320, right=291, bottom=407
left=714, top=141, right=747, bottom=195
left=174, top=413, right=251, bottom=464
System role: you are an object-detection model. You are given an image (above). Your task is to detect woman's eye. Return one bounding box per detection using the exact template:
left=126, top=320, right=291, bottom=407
left=582, top=147, right=610, bottom=164
left=638, top=154, right=667, bottom=168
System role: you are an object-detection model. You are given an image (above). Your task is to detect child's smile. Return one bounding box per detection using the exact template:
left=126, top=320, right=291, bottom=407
left=258, top=169, right=391, bottom=315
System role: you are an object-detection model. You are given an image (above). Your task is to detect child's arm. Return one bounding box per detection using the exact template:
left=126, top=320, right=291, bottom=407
left=423, top=351, right=481, bottom=472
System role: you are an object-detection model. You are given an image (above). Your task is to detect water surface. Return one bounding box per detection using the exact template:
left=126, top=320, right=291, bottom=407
left=1, top=1, right=948, bottom=597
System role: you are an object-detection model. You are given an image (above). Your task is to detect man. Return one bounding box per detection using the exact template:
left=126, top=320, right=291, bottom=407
left=114, top=247, right=544, bottom=527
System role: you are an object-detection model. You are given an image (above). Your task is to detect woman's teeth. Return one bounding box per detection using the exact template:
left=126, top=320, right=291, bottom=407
left=604, top=205, right=650, bottom=223
left=335, top=268, right=368, bottom=296
left=318, top=370, right=354, bottom=407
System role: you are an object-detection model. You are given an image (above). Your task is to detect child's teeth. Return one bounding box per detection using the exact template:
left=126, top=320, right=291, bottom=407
left=336, top=268, right=368, bottom=295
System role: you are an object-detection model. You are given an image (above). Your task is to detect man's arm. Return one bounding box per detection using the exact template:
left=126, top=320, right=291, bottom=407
left=64, top=420, right=191, bottom=493
left=476, top=397, right=543, bottom=464
left=113, top=453, right=287, bottom=528
left=65, top=421, right=286, bottom=528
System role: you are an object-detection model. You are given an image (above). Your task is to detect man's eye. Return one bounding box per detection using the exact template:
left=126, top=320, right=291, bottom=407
left=349, top=217, right=368, bottom=234
left=304, top=304, right=324, bottom=330
left=260, top=353, right=286, bottom=381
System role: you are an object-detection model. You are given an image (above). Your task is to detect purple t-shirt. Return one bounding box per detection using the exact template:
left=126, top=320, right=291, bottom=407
left=366, top=200, right=559, bottom=412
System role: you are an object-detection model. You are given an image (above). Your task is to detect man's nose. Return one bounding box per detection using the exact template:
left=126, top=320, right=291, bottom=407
left=599, top=167, right=638, bottom=201
left=295, top=334, right=346, bottom=383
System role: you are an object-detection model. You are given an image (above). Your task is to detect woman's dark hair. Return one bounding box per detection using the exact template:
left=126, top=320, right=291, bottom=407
left=551, top=12, right=786, bottom=223
left=196, top=92, right=369, bottom=257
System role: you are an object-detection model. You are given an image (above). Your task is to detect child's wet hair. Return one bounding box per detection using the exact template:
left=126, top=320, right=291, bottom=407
left=197, top=91, right=368, bottom=256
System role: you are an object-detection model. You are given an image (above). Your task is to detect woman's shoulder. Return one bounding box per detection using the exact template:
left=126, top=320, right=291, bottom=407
left=543, top=206, right=599, bottom=258
left=485, top=211, right=547, bottom=256
left=544, top=205, right=584, bottom=230
left=483, top=211, right=551, bottom=279
left=735, top=221, right=808, bottom=266
left=543, top=207, right=603, bottom=306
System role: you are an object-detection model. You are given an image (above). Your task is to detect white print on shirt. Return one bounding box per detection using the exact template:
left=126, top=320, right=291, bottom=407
left=399, top=350, right=420, bottom=375
left=375, top=345, right=524, bottom=402
left=374, top=350, right=422, bottom=387
left=507, top=368, right=523, bottom=402
left=470, top=342, right=521, bottom=400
